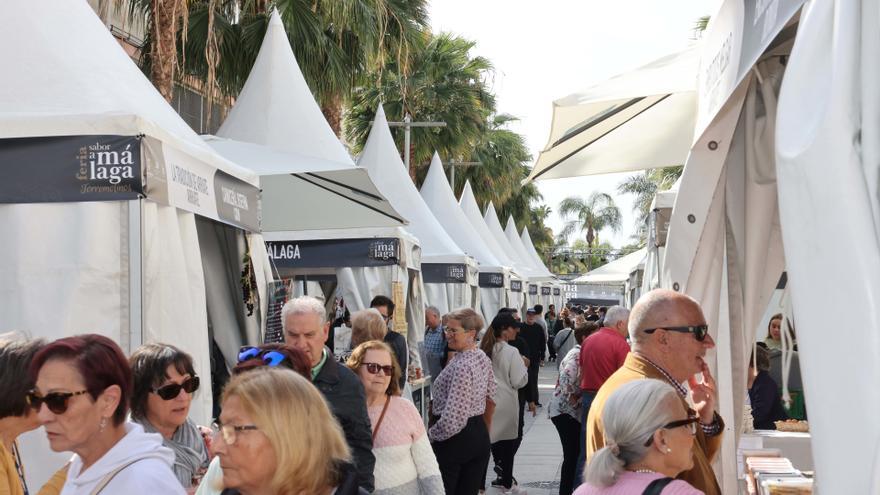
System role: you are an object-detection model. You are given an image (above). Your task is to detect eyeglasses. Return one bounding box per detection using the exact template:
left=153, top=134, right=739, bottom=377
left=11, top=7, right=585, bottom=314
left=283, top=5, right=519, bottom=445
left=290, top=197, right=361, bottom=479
left=153, top=376, right=200, bottom=400
left=443, top=327, right=470, bottom=335
left=644, top=416, right=699, bottom=446
left=212, top=422, right=259, bottom=446
left=27, top=389, right=89, bottom=414
left=642, top=325, right=709, bottom=341
left=362, top=362, right=394, bottom=376
left=238, top=346, right=289, bottom=367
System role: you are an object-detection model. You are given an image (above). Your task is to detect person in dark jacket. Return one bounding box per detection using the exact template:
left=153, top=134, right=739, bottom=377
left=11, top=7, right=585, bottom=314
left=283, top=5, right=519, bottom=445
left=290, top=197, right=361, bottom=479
left=371, top=295, right=409, bottom=390
left=520, top=308, right=546, bottom=407
left=748, top=346, right=787, bottom=430
left=283, top=296, right=375, bottom=492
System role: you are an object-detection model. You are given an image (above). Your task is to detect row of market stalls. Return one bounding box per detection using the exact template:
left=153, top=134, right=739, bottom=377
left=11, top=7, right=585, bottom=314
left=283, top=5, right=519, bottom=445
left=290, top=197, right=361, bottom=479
left=526, top=0, right=875, bottom=492
left=1, top=3, right=566, bottom=487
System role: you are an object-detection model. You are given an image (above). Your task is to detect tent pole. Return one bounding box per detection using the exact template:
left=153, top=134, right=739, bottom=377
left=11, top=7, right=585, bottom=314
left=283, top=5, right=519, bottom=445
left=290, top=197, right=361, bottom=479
left=128, top=199, right=144, bottom=353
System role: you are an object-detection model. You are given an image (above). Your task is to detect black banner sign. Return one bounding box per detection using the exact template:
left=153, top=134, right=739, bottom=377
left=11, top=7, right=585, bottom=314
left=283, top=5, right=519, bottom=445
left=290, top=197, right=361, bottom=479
left=553, top=288, right=561, bottom=296
left=479, top=272, right=505, bottom=288
left=528, top=284, right=538, bottom=295
left=541, top=287, right=552, bottom=295
left=267, top=238, right=399, bottom=268
left=0, top=135, right=143, bottom=203
left=213, top=170, right=261, bottom=232
left=423, top=263, right=468, bottom=283
left=510, top=280, right=523, bottom=292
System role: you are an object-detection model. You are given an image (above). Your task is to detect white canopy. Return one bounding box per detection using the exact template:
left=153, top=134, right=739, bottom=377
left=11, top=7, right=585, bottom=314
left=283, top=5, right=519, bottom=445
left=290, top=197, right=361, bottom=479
left=209, top=11, right=403, bottom=231
left=526, top=46, right=699, bottom=182
left=506, top=217, right=555, bottom=281
left=572, top=248, right=647, bottom=285
left=484, top=202, right=541, bottom=279
left=776, top=0, right=880, bottom=491
left=459, top=181, right=520, bottom=270
left=520, top=227, right=554, bottom=277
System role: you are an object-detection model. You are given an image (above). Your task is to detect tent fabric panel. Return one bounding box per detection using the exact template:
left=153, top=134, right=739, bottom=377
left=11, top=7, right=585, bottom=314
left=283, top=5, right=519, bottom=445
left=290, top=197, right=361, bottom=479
left=776, top=1, right=880, bottom=491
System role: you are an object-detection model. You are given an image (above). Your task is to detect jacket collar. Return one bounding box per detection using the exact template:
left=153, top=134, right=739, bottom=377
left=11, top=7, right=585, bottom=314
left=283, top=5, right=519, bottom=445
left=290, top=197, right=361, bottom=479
left=314, top=347, right=340, bottom=385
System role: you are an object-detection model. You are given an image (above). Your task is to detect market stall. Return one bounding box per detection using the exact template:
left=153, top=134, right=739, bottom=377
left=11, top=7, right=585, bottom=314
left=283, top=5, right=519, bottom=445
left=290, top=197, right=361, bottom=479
left=484, top=202, right=541, bottom=312
left=0, top=0, right=272, bottom=487
left=420, top=153, right=512, bottom=322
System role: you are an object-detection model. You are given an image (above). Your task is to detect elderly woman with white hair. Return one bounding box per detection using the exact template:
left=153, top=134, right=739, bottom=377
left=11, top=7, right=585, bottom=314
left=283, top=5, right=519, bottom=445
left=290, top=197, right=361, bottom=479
left=575, top=379, right=704, bottom=495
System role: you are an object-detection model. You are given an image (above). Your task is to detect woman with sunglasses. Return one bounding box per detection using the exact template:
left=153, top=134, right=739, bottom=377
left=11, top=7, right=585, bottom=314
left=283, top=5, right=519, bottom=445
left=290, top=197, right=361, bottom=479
left=29, top=334, right=185, bottom=494
left=129, top=343, right=209, bottom=492
left=346, top=341, right=443, bottom=495
left=211, top=368, right=365, bottom=494
left=428, top=308, right=496, bottom=495
left=576, top=379, right=703, bottom=495
left=0, top=333, right=44, bottom=495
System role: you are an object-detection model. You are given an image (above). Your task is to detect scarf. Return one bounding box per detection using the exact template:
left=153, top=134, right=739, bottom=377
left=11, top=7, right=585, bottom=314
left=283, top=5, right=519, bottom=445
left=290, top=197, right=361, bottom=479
left=139, top=417, right=208, bottom=488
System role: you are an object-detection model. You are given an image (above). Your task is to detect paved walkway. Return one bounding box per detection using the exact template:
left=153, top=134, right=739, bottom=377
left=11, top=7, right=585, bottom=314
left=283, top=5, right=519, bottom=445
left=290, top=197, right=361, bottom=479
left=485, top=362, right=568, bottom=495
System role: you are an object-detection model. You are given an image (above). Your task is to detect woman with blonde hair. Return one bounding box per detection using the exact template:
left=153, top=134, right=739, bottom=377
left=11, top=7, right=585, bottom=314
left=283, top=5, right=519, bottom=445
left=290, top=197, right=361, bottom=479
left=428, top=308, right=496, bottom=495
left=211, top=367, right=364, bottom=495
left=347, top=341, right=443, bottom=494
left=337, top=309, right=387, bottom=363
left=576, top=380, right=703, bottom=495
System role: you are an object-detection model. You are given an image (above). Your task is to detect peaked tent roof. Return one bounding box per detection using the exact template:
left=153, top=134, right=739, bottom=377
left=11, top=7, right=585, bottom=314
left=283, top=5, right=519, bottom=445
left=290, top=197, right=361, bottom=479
left=572, top=248, right=647, bottom=285
left=208, top=10, right=403, bottom=231
left=504, top=218, right=556, bottom=280
left=459, top=181, right=520, bottom=269
left=0, top=0, right=257, bottom=187
left=420, top=153, right=503, bottom=268
left=484, top=202, right=541, bottom=278
left=358, top=107, right=469, bottom=264
left=520, top=227, right=557, bottom=279
left=216, top=10, right=352, bottom=165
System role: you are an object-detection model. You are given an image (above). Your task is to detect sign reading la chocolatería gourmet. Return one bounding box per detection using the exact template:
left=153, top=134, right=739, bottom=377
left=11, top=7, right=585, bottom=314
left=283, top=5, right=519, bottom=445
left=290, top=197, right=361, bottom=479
left=0, top=135, right=143, bottom=203
left=266, top=238, right=400, bottom=268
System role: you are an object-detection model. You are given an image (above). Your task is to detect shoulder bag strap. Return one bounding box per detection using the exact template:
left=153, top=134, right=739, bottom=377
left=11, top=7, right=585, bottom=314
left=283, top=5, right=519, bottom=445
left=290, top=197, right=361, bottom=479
left=641, top=477, right=675, bottom=495
left=89, top=458, right=146, bottom=495
left=371, top=396, right=392, bottom=441
left=559, top=329, right=573, bottom=348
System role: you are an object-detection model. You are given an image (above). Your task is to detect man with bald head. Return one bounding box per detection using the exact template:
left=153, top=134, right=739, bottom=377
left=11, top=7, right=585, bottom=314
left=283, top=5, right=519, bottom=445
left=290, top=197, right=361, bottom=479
left=584, top=289, right=723, bottom=495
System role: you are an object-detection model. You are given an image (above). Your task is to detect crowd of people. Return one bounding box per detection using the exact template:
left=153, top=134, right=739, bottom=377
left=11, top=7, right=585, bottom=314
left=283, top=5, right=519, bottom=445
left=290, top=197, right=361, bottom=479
left=0, top=289, right=801, bottom=495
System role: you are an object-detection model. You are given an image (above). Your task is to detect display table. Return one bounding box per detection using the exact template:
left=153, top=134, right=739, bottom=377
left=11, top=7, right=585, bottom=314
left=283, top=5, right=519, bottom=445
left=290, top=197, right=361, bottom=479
left=409, top=377, right=432, bottom=426
left=738, top=431, right=813, bottom=474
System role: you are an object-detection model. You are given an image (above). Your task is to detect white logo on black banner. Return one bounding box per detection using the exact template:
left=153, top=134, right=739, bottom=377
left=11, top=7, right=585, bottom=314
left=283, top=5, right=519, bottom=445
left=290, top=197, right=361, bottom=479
left=369, top=241, right=398, bottom=261
left=268, top=243, right=301, bottom=260
left=76, top=140, right=136, bottom=193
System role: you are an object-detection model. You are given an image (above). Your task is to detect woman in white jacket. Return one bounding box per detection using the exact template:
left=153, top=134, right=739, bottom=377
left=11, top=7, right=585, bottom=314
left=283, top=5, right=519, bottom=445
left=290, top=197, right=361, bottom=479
left=28, top=334, right=184, bottom=494
left=480, top=313, right=528, bottom=493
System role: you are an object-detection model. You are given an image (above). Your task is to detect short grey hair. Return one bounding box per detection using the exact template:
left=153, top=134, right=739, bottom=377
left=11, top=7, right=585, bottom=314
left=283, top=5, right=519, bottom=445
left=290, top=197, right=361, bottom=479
left=585, top=379, right=681, bottom=486
left=603, top=306, right=630, bottom=328
left=281, top=296, right=327, bottom=331
left=425, top=306, right=441, bottom=317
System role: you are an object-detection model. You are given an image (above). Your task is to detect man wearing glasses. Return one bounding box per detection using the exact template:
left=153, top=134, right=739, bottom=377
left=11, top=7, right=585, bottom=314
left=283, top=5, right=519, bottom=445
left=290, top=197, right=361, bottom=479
left=585, top=289, right=723, bottom=495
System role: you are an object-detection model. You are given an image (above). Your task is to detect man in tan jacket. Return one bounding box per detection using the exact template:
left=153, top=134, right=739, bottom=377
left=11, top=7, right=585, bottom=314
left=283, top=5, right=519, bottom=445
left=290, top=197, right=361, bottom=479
left=585, top=289, right=723, bottom=495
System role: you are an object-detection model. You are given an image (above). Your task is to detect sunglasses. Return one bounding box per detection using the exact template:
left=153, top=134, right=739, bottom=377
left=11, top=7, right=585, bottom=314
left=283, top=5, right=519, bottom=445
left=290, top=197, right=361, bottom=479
left=362, top=362, right=394, bottom=376
left=643, top=325, right=709, bottom=341
left=153, top=376, right=200, bottom=400
left=27, top=389, right=89, bottom=415
left=238, top=346, right=289, bottom=367
left=644, top=416, right=699, bottom=446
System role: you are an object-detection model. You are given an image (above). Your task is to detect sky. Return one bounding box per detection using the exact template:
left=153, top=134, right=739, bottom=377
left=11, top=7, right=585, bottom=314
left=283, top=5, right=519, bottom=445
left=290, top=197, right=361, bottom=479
left=431, top=0, right=719, bottom=247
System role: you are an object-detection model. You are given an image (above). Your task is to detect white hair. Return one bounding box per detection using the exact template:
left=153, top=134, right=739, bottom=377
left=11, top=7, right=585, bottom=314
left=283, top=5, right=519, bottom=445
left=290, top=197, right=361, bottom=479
left=585, top=379, right=680, bottom=487
left=425, top=306, right=441, bottom=317
left=603, top=306, right=630, bottom=328
left=281, top=296, right=327, bottom=331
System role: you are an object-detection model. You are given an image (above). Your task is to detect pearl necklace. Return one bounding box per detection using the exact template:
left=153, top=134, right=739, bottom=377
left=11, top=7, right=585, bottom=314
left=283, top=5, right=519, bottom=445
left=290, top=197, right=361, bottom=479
left=631, top=469, right=658, bottom=474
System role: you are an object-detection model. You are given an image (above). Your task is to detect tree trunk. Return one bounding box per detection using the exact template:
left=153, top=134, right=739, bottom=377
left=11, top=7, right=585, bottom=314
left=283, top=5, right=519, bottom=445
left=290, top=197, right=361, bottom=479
left=321, top=94, right=343, bottom=137
left=151, top=0, right=180, bottom=102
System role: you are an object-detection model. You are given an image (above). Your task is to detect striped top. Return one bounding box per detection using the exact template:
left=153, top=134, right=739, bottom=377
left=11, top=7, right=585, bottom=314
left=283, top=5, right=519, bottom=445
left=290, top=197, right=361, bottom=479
left=369, top=396, right=444, bottom=495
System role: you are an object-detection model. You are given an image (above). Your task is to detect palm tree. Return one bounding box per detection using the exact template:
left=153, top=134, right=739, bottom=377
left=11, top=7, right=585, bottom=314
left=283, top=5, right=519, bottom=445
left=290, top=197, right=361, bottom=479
left=557, top=192, right=622, bottom=247
left=461, top=114, right=530, bottom=207
left=345, top=32, right=495, bottom=177
left=617, top=165, right=683, bottom=242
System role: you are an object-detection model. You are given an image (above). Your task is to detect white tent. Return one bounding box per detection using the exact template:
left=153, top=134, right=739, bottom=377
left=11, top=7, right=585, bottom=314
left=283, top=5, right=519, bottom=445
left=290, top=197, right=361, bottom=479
left=484, top=202, right=540, bottom=311
left=459, top=181, right=524, bottom=311
left=572, top=248, right=647, bottom=285
left=420, top=153, right=511, bottom=322
left=504, top=217, right=555, bottom=309
left=520, top=228, right=565, bottom=309
left=0, top=0, right=273, bottom=487
left=526, top=46, right=699, bottom=182
left=775, top=0, right=879, bottom=492
left=641, top=184, right=678, bottom=295
left=661, top=1, right=805, bottom=492
left=359, top=107, right=479, bottom=315
left=210, top=10, right=423, bottom=356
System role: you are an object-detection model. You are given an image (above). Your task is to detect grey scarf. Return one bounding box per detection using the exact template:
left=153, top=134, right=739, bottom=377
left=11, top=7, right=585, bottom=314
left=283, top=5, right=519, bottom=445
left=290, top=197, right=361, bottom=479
left=139, top=417, right=209, bottom=488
